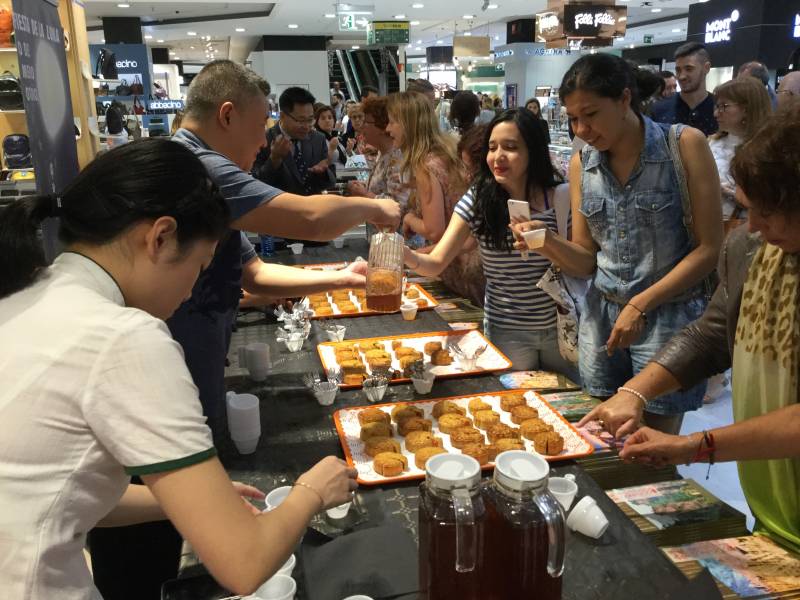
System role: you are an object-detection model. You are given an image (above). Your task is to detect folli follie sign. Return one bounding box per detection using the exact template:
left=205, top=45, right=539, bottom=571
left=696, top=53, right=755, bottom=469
left=453, top=35, right=490, bottom=58
left=538, top=0, right=625, bottom=48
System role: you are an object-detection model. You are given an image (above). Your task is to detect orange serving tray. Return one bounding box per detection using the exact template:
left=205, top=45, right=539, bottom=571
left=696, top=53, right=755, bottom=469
left=302, top=283, right=438, bottom=320
left=333, top=389, right=594, bottom=486
left=317, top=329, right=512, bottom=389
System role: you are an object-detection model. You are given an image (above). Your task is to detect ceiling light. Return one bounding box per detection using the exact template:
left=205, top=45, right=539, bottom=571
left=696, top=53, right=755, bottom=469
left=463, top=14, right=474, bottom=19
left=187, top=31, right=197, bottom=36
left=157, top=39, right=164, bottom=43
left=235, top=27, right=246, bottom=32
left=101, top=39, right=105, bottom=43
left=494, top=35, right=499, bottom=40
left=416, top=39, right=422, bottom=44
left=628, top=44, right=635, bottom=48
left=288, top=23, right=299, bottom=28
left=672, top=28, right=682, bottom=32
left=190, top=46, right=195, bottom=49
left=169, top=51, right=176, bottom=55
left=116, top=3, right=129, bottom=7
left=415, top=46, right=422, bottom=50
left=412, top=3, right=424, bottom=7
left=174, top=56, right=180, bottom=60
left=394, top=14, right=406, bottom=19
left=144, top=35, right=153, bottom=40
left=410, top=20, right=420, bottom=25
left=464, top=32, right=472, bottom=36
left=324, top=13, right=336, bottom=18
left=487, top=3, right=498, bottom=8
left=651, top=7, right=662, bottom=12
left=436, top=40, right=443, bottom=44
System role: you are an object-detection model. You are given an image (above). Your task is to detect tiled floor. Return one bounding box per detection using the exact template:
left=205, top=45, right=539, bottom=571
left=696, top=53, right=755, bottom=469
left=677, top=385, right=756, bottom=530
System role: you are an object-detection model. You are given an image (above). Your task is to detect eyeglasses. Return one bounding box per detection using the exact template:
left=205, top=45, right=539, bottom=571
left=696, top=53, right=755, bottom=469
left=363, top=119, right=377, bottom=126
left=714, top=102, right=739, bottom=113
left=283, top=111, right=315, bottom=125
left=777, top=90, right=795, bottom=96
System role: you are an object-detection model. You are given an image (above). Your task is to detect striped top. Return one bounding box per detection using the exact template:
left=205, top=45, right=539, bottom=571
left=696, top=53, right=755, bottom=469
left=453, top=189, right=559, bottom=330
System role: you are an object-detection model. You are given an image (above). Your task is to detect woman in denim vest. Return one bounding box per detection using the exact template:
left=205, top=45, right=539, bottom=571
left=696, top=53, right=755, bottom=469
left=512, top=54, right=722, bottom=434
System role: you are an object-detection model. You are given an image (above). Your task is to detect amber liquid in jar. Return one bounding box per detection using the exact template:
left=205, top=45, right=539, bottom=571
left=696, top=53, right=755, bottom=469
left=418, top=483, right=487, bottom=600
left=366, top=268, right=401, bottom=312
left=482, top=486, right=563, bottom=600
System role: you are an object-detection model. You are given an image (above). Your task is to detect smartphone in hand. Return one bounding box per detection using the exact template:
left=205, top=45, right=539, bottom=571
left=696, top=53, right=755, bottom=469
left=507, top=199, right=531, bottom=222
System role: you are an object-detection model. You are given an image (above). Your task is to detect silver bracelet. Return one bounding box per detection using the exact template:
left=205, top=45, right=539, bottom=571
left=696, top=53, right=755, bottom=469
left=617, top=386, right=648, bottom=406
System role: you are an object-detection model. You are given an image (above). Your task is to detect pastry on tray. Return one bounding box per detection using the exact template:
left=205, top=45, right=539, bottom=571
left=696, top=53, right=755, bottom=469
left=520, top=418, right=554, bottom=440
left=357, top=407, right=391, bottom=427
left=367, top=356, right=392, bottom=369
left=398, top=417, right=433, bottom=437
left=332, top=341, right=357, bottom=351
left=500, top=393, right=527, bottom=412
left=340, top=360, right=366, bottom=375
left=364, top=349, right=390, bottom=360
left=431, top=349, right=453, bottom=366
left=460, top=443, right=489, bottom=465
left=391, top=340, right=403, bottom=350
left=414, top=446, right=448, bottom=470
left=437, top=413, right=473, bottom=434
left=533, top=431, right=565, bottom=455
left=373, top=452, right=408, bottom=477
left=424, top=341, right=443, bottom=356
left=404, top=430, right=442, bottom=453
left=510, top=405, right=539, bottom=425
left=335, top=349, right=359, bottom=362
left=394, top=346, right=418, bottom=358
left=360, top=421, right=394, bottom=441
left=405, top=288, right=420, bottom=299
left=338, top=304, right=358, bottom=314
left=431, top=399, right=466, bottom=419
left=449, top=427, right=485, bottom=449
left=391, top=404, right=424, bottom=424
left=343, top=373, right=366, bottom=386
left=357, top=341, right=385, bottom=353
left=473, top=410, right=501, bottom=430
left=487, top=423, right=521, bottom=444
left=315, top=306, right=334, bottom=316
left=399, top=355, right=424, bottom=370
left=415, top=299, right=427, bottom=308
left=364, top=436, right=401, bottom=457
left=491, top=438, right=526, bottom=454
left=467, top=398, right=492, bottom=415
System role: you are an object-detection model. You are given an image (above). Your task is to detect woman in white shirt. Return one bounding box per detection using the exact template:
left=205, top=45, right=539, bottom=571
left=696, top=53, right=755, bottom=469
left=0, top=139, right=356, bottom=599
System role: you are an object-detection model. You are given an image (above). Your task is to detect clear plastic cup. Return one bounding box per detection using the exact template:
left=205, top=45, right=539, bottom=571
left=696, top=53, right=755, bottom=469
left=313, top=381, right=338, bottom=406
left=325, top=501, right=352, bottom=519
left=253, top=574, right=296, bottom=600
left=548, top=474, right=578, bottom=511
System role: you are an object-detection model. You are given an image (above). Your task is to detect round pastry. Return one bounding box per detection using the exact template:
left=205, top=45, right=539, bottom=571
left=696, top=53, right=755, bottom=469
left=343, top=374, right=366, bottom=386
left=468, top=398, right=492, bottom=414
left=406, top=288, right=420, bottom=299
left=373, top=452, right=408, bottom=477
left=449, top=427, right=485, bottom=449
left=431, top=349, right=453, bottom=366
left=416, top=298, right=427, bottom=308
left=391, top=404, right=424, bottom=424
left=315, top=306, right=334, bottom=316
left=473, top=410, right=501, bottom=430
left=520, top=418, right=554, bottom=440
left=358, top=407, right=391, bottom=427
left=460, top=443, right=489, bottom=465
left=360, top=421, right=393, bottom=441
left=391, top=340, right=403, bottom=350
left=487, top=423, right=521, bottom=444
left=367, top=356, right=392, bottom=369
left=533, top=431, right=565, bottom=455
left=432, top=400, right=466, bottom=419
left=405, top=430, right=442, bottom=453
left=414, top=446, right=448, bottom=470
left=438, top=413, right=473, bottom=434
left=424, top=341, right=443, bottom=356
left=500, top=393, right=528, bottom=412
left=492, top=438, right=526, bottom=453
left=510, top=405, right=539, bottom=425
left=398, top=417, right=433, bottom=437
left=364, top=436, right=401, bottom=457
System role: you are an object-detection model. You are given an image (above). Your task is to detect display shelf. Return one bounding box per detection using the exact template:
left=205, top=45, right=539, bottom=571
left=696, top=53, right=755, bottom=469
left=91, top=78, right=122, bottom=87
left=0, top=109, right=25, bottom=114
left=0, top=47, right=16, bottom=53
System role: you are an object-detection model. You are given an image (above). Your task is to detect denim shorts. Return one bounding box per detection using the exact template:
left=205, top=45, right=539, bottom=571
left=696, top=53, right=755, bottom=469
left=577, top=286, right=707, bottom=415
left=484, top=320, right=581, bottom=384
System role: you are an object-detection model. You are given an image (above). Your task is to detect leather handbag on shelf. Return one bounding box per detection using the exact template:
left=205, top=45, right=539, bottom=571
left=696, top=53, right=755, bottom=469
left=0, top=71, right=23, bottom=110
left=130, top=74, right=144, bottom=95
left=0, top=7, right=13, bottom=47
left=114, top=78, right=132, bottom=96
left=95, top=82, right=110, bottom=97
left=132, top=96, right=145, bottom=115
left=3, top=134, right=32, bottom=169
left=94, top=48, right=118, bottom=79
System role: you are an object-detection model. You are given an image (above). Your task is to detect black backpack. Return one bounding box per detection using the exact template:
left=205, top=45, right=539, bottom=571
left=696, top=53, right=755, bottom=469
left=3, top=134, right=32, bottom=169
left=95, top=48, right=118, bottom=79
left=0, top=71, right=23, bottom=110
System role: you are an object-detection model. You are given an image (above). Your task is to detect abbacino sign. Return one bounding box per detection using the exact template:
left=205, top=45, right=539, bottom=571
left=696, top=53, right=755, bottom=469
left=705, top=9, right=740, bottom=44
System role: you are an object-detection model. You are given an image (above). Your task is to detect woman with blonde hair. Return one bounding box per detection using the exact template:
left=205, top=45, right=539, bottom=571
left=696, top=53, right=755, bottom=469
left=386, top=91, right=484, bottom=306
left=709, top=77, right=772, bottom=221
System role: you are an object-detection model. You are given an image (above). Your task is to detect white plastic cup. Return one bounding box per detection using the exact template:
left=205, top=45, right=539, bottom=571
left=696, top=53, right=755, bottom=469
left=238, top=343, right=270, bottom=381
left=253, top=574, right=296, bottom=600
left=325, top=325, right=346, bottom=342
left=458, top=356, right=477, bottom=372
left=548, top=474, right=578, bottom=511
left=566, top=496, right=609, bottom=539
left=411, top=375, right=434, bottom=395
left=264, top=486, right=293, bottom=511
left=227, top=393, right=261, bottom=439
left=522, top=227, right=547, bottom=249
left=342, top=596, right=374, bottom=600
left=325, top=501, right=352, bottom=520
left=333, top=237, right=345, bottom=249
left=400, top=303, right=418, bottom=321
left=277, top=554, right=296, bottom=577
left=288, top=243, right=304, bottom=255
left=232, top=435, right=259, bottom=455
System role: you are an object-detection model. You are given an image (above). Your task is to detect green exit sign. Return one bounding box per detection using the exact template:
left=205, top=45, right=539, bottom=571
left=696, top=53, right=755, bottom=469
left=643, top=34, right=654, bottom=44
left=339, top=14, right=368, bottom=32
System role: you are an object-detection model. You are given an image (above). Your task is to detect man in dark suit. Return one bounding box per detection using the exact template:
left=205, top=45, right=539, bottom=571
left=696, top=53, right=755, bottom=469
left=253, top=86, right=336, bottom=196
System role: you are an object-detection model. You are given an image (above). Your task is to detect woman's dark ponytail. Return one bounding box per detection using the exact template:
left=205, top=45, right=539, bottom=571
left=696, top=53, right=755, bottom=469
left=0, top=194, right=56, bottom=298
left=559, top=53, right=641, bottom=115
left=0, top=138, right=230, bottom=300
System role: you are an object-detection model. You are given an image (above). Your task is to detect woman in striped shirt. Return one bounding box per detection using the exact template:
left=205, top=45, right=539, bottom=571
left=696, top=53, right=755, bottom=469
left=404, top=108, right=579, bottom=380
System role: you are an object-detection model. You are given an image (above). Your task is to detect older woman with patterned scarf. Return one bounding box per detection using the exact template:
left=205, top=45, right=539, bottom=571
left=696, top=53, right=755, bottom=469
left=582, top=104, right=800, bottom=552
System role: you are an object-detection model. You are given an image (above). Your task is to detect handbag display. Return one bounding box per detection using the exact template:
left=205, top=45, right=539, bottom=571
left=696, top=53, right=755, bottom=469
left=132, top=96, right=145, bottom=115
left=0, top=7, right=13, bottom=48
left=114, top=78, right=132, bottom=96
left=130, top=74, right=144, bottom=95
left=94, top=47, right=118, bottom=79
left=0, top=71, right=23, bottom=110
left=3, top=134, right=32, bottom=169
left=95, top=82, right=110, bottom=97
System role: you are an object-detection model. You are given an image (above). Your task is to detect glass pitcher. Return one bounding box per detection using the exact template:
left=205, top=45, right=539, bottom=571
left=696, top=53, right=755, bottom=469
left=418, top=454, right=486, bottom=600
left=366, top=229, right=404, bottom=313
left=481, top=450, right=566, bottom=600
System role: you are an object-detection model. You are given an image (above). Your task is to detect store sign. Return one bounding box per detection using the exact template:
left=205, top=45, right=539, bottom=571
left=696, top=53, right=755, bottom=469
left=116, top=59, right=138, bottom=68
left=643, top=34, right=654, bottom=44
left=148, top=99, right=184, bottom=110
left=705, top=9, right=740, bottom=44
left=535, top=11, right=563, bottom=43
left=367, top=21, right=409, bottom=44
left=493, top=48, right=514, bottom=58
left=563, top=5, right=626, bottom=38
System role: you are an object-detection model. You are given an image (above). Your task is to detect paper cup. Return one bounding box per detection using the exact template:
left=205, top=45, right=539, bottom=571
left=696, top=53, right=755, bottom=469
left=325, top=325, right=346, bottom=342
left=227, top=394, right=261, bottom=439
left=288, top=243, right=304, bottom=255
left=522, top=228, right=547, bottom=249
left=277, top=553, right=296, bottom=577
left=333, top=237, right=345, bottom=248
left=566, top=496, right=609, bottom=539
left=400, top=303, right=418, bottom=321
left=264, top=486, right=293, bottom=511
left=548, top=474, right=578, bottom=511
left=411, top=376, right=434, bottom=395
left=232, top=435, right=259, bottom=455
left=325, top=501, right=352, bottom=520
left=342, top=596, right=374, bottom=600
left=253, top=574, right=296, bottom=600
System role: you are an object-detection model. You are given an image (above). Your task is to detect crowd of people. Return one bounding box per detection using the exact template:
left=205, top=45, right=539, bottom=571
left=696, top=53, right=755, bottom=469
left=0, top=40, right=798, bottom=599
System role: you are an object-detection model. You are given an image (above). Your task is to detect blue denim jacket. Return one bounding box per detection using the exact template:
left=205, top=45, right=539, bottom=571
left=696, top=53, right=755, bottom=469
left=580, top=116, right=700, bottom=303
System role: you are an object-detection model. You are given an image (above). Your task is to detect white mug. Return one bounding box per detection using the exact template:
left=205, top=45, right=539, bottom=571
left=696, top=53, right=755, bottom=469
left=238, top=342, right=270, bottom=381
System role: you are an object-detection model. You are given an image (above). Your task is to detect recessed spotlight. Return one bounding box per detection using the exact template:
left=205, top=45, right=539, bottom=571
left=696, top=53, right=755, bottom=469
left=487, top=3, right=498, bottom=8
left=169, top=51, right=176, bottom=55
left=288, top=23, right=299, bottom=28
left=235, top=27, right=246, bottom=32
left=190, top=46, right=195, bottom=49
left=157, top=39, right=164, bottom=43
left=629, top=44, right=635, bottom=48
left=412, top=3, right=424, bottom=7
left=352, top=45, right=360, bottom=49
left=174, top=56, right=180, bottom=60
left=415, top=46, right=422, bottom=50
left=651, top=7, right=662, bottom=12
left=394, top=14, right=406, bottom=19
left=324, top=13, right=336, bottom=18
left=435, top=40, right=443, bottom=44
left=672, top=28, right=682, bottom=32
left=187, top=31, right=197, bottom=36
left=410, top=20, right=420, bottom=25
left=464, top=32, right=472, bottom=36
left=463, top=14, right=474, bottom=19
left=116, top=3, right=129, bottom=7
left=416, top=39, right=422, bottom=44
left=494, top=35, right=499, bottom=40
left=144, top=35, right=153, bottom=40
